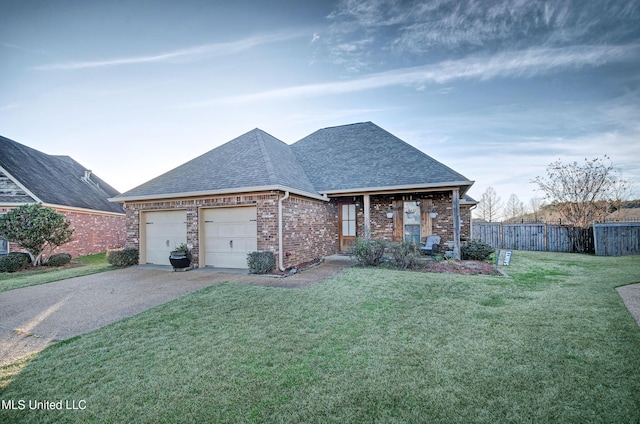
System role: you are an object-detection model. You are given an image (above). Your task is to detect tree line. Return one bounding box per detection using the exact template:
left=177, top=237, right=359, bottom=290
left=474, top=156, right=634, bottom=226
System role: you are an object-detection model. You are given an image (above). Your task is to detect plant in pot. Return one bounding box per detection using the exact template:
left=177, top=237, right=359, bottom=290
left=169, top=243, right=192, bottom=270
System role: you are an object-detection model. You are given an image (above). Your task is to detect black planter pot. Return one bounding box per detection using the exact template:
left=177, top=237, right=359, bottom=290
left=169, top=251, right=192, bottom=270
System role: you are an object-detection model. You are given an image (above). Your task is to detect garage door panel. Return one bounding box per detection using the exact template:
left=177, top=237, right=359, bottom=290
left=145, top=210, right=187, bottom=265
left=203, top=207, right=257, bottom=269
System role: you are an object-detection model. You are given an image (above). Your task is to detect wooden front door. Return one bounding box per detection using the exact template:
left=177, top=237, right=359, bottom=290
left=339, top=203, right=357, bottom=252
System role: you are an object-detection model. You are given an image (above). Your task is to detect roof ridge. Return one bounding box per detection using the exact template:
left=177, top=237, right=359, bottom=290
left=253, top=129, right=279, bottom=185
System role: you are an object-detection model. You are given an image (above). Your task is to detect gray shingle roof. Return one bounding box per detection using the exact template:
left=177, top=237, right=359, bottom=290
left=0, top=135, right=124, bottom=214
left=116, top=122, right=473, bottom=201
left=291, top=122, right=473, bottom=192
left=117, top=129, right=318, bottom=199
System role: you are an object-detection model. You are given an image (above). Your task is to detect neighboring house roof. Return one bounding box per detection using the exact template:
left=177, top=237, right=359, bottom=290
left=116, top=128, right=320, bottom=201
left=114, top=122, right=474, bottom=202
left=291, top=122, right=473, bottom=194
left=0, top=135, right=124, bottom=214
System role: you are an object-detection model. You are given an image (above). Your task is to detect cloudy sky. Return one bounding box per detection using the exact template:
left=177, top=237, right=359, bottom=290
left=2, top=0, right=639, bottom=209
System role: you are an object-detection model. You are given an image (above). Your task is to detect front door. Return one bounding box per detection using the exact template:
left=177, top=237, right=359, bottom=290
left=339, top=203, right=357, bottom=252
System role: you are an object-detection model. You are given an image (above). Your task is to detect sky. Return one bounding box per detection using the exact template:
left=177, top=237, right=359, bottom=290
left=2, top=0, right=639, bottom=212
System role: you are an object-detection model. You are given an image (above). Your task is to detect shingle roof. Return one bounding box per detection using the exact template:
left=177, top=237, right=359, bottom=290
left=117, top=128, right=318, bottom=199
left=0, top=135, right=124, bottom=214
left=291, top=122, right=473, bottom=193
left=116, top=122, right=474, bottom=202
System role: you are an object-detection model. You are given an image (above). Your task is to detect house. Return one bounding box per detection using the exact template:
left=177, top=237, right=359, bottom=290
left=0, top=135, right=126, bottom=257
left=112, top=122, right=476, bottom=269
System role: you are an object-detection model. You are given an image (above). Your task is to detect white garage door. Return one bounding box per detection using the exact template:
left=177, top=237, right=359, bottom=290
left=145, top=210, right=187, bottom=265
left=203, top=207, right=257, bottom=268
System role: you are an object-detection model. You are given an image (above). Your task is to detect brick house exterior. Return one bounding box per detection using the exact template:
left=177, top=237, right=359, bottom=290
left=0, top=136, right=126, bottom=258
left=114, top=122, right=476, bottom=269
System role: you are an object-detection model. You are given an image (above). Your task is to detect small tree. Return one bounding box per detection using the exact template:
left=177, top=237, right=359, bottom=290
left=505, top=194, right=525, bottom=222
left=531, top=156, right=627, bottom=227
left=528, top=197, right=545, bottom=222
left=0, top=203, right=74, bottom=266
left=474, top=187, right=502, bottom=222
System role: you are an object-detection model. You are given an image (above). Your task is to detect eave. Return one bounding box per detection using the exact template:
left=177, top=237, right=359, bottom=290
left=110, top=185, right=329, bottom=203
left=320, top=181, right=475, bottom=197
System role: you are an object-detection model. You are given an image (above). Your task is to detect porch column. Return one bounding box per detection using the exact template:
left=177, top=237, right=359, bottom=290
left=452, top=189, right=461, bottom=260
left=363, top=194, right=371, bottom=239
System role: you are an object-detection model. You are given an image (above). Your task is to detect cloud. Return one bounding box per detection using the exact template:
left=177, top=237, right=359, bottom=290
left=187, top=43, right=639, bottom=106
left=325, top=0, right=640, bottom=69
left=31, top=32, right=305, bottom=71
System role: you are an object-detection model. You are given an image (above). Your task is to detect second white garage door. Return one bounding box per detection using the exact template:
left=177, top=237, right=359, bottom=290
left=203, top=207, right=257, bottom=268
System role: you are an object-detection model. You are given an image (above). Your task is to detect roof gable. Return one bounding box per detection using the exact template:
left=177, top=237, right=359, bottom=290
left=117, top=129, right=318, bottom=199
left=0, top=135, right=124, bottom=214
left=291, top=122, right=472, bottom=193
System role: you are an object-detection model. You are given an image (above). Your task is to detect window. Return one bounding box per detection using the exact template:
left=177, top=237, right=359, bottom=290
left=341, top=204, right=356, bottom=236
left=403, top=201, right=421, bottom=243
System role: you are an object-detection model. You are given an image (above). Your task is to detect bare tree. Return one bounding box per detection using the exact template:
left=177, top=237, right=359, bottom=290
left=531, top=156, right=627, bottom=227
left=528, top=196, right=544, bottom=222
left=505, top=194, right=525, bottom=222
left=474, top=187, right=502, bottom=222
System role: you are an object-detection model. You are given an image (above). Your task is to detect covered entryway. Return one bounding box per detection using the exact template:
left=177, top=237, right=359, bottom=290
left=202, top=206, right=257, bottom=268
left=143, top=210, right=187, bottom=265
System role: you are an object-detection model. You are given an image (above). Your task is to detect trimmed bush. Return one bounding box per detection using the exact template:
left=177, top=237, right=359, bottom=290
left=45, top=253, right=72, bottom=267
left=352, top=238, right=388, bottom=267
left=0, top=252, right=31, bottom=273
left=107, top=248, right=139, bottom=267
left=461, top=239, right=495, bottom=261
left=390, top=241, right=421, bottom=270
left=247, top=251, right=275, bottom=274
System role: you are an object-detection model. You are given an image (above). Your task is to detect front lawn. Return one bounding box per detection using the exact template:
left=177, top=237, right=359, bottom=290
left=0, top=253, right=114, bottom=293
left=1, top=251, right=639, bottom=423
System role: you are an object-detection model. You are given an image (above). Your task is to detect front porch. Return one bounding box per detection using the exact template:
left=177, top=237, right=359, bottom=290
left=331, top=190, right=472, bottom=260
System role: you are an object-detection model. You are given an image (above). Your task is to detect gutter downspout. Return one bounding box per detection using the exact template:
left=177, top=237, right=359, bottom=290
left=278, top=191, right=290, bottom=271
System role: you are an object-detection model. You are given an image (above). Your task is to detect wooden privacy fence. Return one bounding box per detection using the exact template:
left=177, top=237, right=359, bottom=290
left=472, top=222, right=594, bottom=253
left=593, top=222, right=640, bottom=256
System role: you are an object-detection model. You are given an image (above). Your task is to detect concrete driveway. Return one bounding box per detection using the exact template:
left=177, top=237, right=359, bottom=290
left=0, top=257, right=353, bottom=366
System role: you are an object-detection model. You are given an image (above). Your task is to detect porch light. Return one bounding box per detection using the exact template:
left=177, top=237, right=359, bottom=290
left=386, top=207, right=393, bottom=219
left=416, top=198, right=421, bottom=206
left=430, top=206, right=438, bottom=219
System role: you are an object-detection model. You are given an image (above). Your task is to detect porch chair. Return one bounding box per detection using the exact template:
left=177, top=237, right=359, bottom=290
left=420, top=235, right=441, bottom=255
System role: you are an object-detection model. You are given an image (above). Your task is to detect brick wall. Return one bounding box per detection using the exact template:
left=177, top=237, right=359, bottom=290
left=57, top=210, right=126, bottom=257
left=1, top=206, right=126, bottom=258
left=122, top=189, right=473, bottom=270
left=124, top=193, right=275, bottom=268
left=281, top=195, right=338, bottom=268
left=124, top=191, right=337, bottom=270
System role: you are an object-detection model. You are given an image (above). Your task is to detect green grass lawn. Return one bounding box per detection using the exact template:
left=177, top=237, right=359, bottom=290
left=0, top=253, right=114, bottom=293
left=1, top=251, right=639, bottom=423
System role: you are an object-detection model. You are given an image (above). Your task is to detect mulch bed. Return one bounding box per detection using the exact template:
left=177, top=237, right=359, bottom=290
left=421, top=260, right=500, bottom=275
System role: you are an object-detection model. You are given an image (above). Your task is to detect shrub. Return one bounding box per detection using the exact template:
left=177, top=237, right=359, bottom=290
left=45, top=253, right=72, bottom=267
left=247, top=251, right=275, bottom=274
left=352, top=238, right=388, bottom=267
left=0, top=252, right=31, bottom=273
left=461, top=239, right=495, bottom=261
left=390, top=241, right=421, bottom=270
left=107, top=248, right=139, bottom=267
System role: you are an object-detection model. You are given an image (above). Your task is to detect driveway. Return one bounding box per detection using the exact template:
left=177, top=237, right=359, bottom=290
left=0, top=257, right=354, bottom=366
